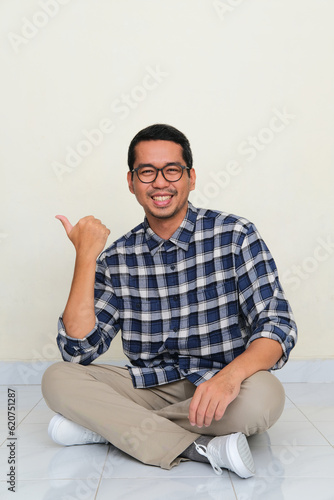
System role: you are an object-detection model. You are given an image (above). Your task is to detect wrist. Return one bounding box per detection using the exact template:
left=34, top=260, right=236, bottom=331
left=75, top=249, right=98, bottom=265
left=218, top=358, right=247, bottom=385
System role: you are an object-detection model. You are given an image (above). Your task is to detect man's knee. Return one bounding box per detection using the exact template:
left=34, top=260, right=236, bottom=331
left=41, top=361, right=76, bottom=410
left=243, top=371, right=285, bottom=434
left=217, top=370, right=285, bottom=437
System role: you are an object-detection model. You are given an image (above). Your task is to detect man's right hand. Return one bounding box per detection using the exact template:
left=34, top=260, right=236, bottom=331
left=56, top=215, right=110, bottom=339
left=56, top=215, right=110, bottom=260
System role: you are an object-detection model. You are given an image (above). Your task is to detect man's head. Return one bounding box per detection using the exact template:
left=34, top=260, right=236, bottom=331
left=127, top=124, right=193, bottom=172
left=127, top=124, right=196, bottom=238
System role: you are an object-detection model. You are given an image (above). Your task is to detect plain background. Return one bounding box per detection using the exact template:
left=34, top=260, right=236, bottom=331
left=1, top=0, right=333, bottom=364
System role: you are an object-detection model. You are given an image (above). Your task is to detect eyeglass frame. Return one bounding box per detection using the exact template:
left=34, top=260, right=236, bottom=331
left=131, top=163, right=191, bottom=184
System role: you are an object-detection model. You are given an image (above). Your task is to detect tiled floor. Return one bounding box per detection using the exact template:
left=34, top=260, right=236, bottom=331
left=1, top=383, right=334, bottom=499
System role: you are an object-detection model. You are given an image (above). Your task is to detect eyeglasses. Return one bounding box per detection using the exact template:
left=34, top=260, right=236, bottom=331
left=132, top=164, right=190, bottom=183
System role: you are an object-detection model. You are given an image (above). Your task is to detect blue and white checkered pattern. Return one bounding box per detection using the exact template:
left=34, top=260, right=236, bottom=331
left=57, top=203, right=297, bottom=388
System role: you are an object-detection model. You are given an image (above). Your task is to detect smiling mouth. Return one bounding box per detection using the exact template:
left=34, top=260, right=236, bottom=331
left=152, top=195, right=173, bottom=201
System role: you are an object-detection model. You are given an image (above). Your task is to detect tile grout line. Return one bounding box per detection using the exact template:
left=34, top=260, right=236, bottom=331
left=285, top=394, right=334, bottom=448
left=17, top=397, right=44, bottom=426
left=94, top=444, right=113, bottom=499
left=228, top=470, right=239, bottom=499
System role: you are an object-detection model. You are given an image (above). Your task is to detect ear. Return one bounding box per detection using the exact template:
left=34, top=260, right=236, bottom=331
left=189, top=168, right=196, bottom=192
left=127, top=171, right=135, bottom=194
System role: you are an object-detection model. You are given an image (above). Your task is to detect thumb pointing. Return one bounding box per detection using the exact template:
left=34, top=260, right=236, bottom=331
left=55, top=215, right=73, bottom=236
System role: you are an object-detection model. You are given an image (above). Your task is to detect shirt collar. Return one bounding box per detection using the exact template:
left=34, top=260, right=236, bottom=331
left=144, top=202, right=198, bottom=255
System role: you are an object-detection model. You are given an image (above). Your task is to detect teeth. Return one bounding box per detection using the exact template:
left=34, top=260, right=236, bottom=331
left=152, top=196, right=172, bottom=201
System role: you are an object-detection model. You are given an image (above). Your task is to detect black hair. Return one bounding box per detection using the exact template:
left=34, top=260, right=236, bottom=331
left=127, top=124, right=193, bottom=172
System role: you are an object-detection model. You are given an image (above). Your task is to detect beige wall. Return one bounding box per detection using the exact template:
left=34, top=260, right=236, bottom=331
left=1, top=0, right=333, bottom=363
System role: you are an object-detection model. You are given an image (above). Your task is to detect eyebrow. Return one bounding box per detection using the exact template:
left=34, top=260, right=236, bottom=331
left=137, top=162, right=183, bottom=168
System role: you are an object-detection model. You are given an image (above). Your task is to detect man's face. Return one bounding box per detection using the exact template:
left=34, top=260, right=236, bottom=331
left=127, top=140, right=196, bottom=224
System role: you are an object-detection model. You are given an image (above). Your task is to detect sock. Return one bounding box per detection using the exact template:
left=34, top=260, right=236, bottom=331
left=180, top=435, right=212, bottom=463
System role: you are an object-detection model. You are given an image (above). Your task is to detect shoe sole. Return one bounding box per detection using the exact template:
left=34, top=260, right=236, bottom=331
left=226, top=433, right=255, bottom=478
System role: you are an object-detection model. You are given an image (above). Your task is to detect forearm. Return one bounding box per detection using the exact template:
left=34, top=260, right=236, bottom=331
left=56, top=215, right=110, bottom=340
left=62, top=254, right=97, bottom=339
left=218, top=338, right=283, bottom=384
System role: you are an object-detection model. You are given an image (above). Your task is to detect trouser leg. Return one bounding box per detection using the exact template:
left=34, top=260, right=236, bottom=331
left=41, top=362, right=199, bottom=469
left=156, top=370, right=285, bottom=437
left=42, top=363, right=285, bottom=469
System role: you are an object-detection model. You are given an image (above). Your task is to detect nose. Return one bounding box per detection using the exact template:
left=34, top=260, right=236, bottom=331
left=151, top=169, right=170, bottom=188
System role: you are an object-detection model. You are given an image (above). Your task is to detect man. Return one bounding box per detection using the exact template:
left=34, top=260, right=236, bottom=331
left=42, top=124, right=297, bottom=479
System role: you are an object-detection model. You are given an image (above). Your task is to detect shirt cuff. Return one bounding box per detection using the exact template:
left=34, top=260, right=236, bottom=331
left=57, top=316, right=100, bottom=353
left=246, top=330, right=296, bottom=370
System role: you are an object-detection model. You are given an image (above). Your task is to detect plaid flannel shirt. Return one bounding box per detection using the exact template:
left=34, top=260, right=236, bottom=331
left=57, top=202, right=297, bottom=388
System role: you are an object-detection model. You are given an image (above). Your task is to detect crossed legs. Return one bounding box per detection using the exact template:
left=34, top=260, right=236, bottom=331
left=42, top=362, right=285, bottom=469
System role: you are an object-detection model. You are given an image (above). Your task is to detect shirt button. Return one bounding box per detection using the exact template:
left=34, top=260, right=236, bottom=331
left=173, top=328, right=178, bottom=332
left=170, top=265, right=176, bottom=270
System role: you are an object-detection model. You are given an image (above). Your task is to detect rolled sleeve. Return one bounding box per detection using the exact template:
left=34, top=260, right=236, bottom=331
left=56, top=316, right=101, bottom=364
left=236, top=224, right=297, bottom=369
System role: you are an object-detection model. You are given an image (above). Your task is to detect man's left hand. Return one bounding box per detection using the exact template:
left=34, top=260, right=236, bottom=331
left=188, top=370, right=241, bottom=428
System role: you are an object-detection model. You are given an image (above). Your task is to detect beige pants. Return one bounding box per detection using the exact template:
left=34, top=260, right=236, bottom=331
left=42, top=362, right=285, bottom=470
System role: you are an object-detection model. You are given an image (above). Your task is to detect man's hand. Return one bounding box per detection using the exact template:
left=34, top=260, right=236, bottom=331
left=188, top=369, right=242, bottom=428
left=188, top=338, right=284, bottom=428
left=56, top=215, right=110, bottom=260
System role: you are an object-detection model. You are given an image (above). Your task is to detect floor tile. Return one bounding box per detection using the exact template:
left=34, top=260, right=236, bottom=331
left=0, top=443, right=109, bottom=480
left=284, top=383, right=334, bottom=421
left=20, top=401, right=55, bottom=424
left=279, top=397, right=308, bottom=422
left=102, top=446, right=222, bottom=479
left=1, top=386, right=43, bottom=427
left=0, top=479, right=98, bottom=500
left=0, top=423, right=54, bottom=449
left=251, top=445, right=334, bottom=478
left=231, top=476, right=334, bottom=500
left=97, top=477, right=236, bottom=500
left=0, top=387, right=41, bottom=411
left=249, top=420, right=330, bottom=446
left=284, top=383, right=334, bottom=403
left=312, top=421, right=334, bottom=446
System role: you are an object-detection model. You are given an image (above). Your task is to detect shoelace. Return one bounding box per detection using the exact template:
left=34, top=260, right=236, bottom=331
left=194, top=442, right=223, bottom=475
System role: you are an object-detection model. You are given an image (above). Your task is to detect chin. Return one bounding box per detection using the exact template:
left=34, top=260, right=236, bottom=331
left=148, top=206, right=176, bottom=219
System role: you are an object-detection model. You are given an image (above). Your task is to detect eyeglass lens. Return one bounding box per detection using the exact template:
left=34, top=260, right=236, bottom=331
left=137, top=165, right=183, bottom=182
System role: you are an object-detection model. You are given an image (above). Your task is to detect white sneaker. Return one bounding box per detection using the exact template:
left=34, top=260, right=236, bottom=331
left=194, top=432, right=255, bottom=479
left=48, top=413, right=108, bottom=446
